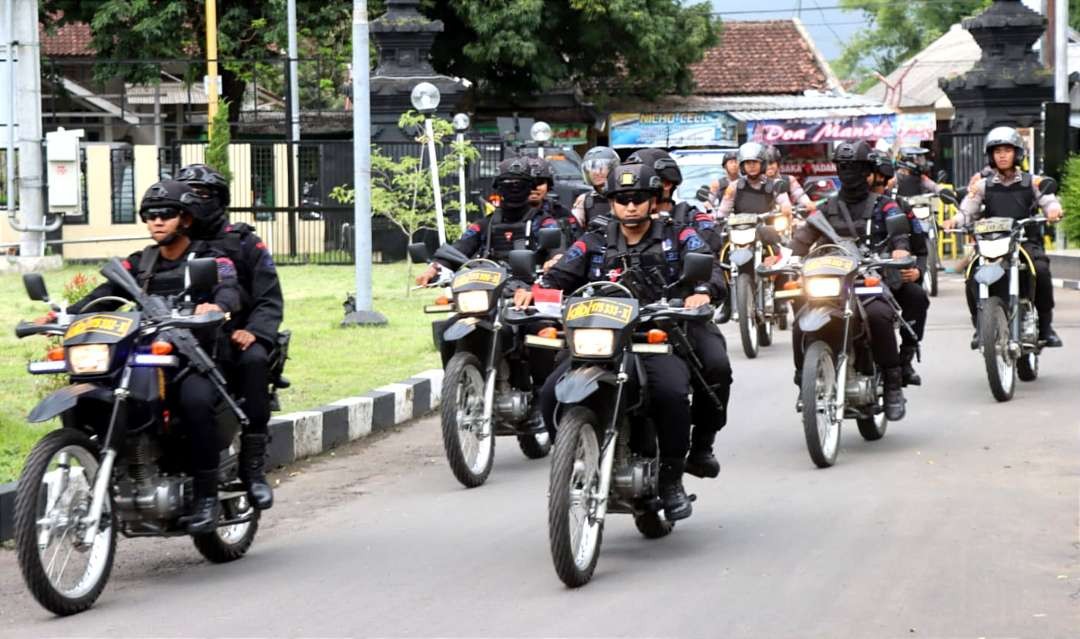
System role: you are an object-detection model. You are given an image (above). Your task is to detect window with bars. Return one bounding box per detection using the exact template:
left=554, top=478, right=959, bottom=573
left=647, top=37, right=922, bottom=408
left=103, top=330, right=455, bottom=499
left=251, top=145, right=275, bottom=221
left=111, top=147, right=136, bottom=224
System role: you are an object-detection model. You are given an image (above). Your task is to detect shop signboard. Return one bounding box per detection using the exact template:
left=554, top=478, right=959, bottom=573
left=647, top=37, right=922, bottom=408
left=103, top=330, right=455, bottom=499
left=609, top=111, right=739, bottom=148
left=747, top=114, right=898, bottom=145
left=895, top=112, right=936, bottom=144
left=474, top=122, right=589, bottom=145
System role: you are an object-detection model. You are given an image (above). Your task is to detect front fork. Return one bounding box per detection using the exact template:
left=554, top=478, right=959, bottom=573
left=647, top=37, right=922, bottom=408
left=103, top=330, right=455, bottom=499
left=79, top=366, right=131, bottom=546
left=834, top=298, right=853, bottom=419
left=592, top=357, right=628, bottom=525
left=479, top=310, right=503, bottom=438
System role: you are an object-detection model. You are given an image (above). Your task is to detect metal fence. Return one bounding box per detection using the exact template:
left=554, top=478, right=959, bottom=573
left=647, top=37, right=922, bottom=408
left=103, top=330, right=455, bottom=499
left=937, top=127, right=1045, bottom=184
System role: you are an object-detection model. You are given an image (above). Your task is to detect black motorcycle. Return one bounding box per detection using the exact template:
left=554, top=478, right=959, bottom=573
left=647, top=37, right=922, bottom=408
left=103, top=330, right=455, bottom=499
left=530, top=253, right=715, bottom=587
left=12, top=258, right=259, bottom=616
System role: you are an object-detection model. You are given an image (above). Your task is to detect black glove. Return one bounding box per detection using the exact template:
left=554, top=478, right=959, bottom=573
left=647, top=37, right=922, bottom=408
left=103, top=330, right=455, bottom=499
left=695, top=185, right=712, bottom=203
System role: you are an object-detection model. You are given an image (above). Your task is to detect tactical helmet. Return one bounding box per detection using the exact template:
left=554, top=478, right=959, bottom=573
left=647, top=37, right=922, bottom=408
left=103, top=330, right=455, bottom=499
left=176, top=163, right=230, bottom=208
left=580, top=146, right=620, bottom=186
left=175, top=163, right=231, bottom=238
left=832, top=141, right=874, bottom=164
left=626, top=148, right=682, bottom=185
left=984, top=126, right=1025, bottom=165
left=605, top=162, right=662, bottom=198
left=896, top=146, right=929, bottom=173
left=868, top=150, right=895, bottom=179
left=492, top=156, right=533, bottom=187
left=737, top=142, right=768, bottom=169
left=526, top=156, right=554, bottom=188
left=139, top=180, right=198, bottom=219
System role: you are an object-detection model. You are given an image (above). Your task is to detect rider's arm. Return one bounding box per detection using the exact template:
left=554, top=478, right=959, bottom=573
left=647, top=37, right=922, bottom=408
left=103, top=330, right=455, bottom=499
left=434, top=218, right=487, bottom=268
left=788, top=215, right=822, bottom=257
left=240, top=233, right=284, bottom=342
left=716, top=182, right=737, bottom=217
left=776, top=191, right=794, bottom=217
left=788, top=176, right=812, bottom=208
left=208, top=254, right=244, bottom=315
left=539, top=235, right=597, bottom=292
left=921, top=175, right=943, bottom=194
left=1032, top=177, right=1064, bottom=218
left=954, top=177, right=987, bottom=226
left=677, top=227, right=726, bottom=302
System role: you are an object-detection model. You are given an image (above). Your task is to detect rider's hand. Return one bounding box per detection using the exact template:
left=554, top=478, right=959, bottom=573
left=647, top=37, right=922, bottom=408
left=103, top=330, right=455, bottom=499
left=231, top=329, right=257, bottom=351
left=900, top=268, right=921, bottom=284
left=762, top=255, right=781, bottom=267
left=1047, top=208, right=1063, bottom=223
left=415, top=264, right=439, bottom=286
left=513, top=288, right=534, bottom=309
left=195, top=303, right=223, bottom=315
left=942, top=218, right=958, bottom=230
left=804, top=200, right=817, bottom=213
left=542, top=254, right=563, bottom=273
left=891, top=249, right=911, bottom=260
left=685, top=293, right=711, bottom=309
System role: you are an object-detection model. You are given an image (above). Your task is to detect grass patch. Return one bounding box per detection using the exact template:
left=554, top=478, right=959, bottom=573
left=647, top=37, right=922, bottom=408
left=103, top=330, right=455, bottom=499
left=0, top=261, right=439, bottom=483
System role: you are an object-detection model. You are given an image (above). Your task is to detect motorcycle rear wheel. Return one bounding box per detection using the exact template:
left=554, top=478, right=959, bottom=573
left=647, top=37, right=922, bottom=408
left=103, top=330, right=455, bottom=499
left=192, top=494, right=260, bottom=563
left=517, top=430, right=552, bottom=459
left=548, top=406, right=604, bottom=588
left=980, top=298, right=1015, bottom=402
left=925, top=236, right=939, bottom=297
left=801, top=341, right=841, bottom=468
left=634, top=511, right=674, bottom=539
left=14, top=428, right=116, bottom=616
left=441, top=352, right=495, bottom=487
left=856, top=381, right=888, bottom=442
left=737, top=277, right=760, bottom=359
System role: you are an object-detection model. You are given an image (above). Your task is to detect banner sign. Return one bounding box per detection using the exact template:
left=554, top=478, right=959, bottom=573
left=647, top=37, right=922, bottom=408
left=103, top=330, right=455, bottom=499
left=894, top=112, right=936, bottom=144
left=474, top=122, right=589, bottom=145
left=747, top=114, right=897, bottom=145
left=609, top=111, right=739, bottom=148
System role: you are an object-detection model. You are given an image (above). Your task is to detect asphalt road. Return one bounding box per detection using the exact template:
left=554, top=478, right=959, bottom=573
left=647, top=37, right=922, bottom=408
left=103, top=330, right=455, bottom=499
left=1, top=277, right=1078, bottom=638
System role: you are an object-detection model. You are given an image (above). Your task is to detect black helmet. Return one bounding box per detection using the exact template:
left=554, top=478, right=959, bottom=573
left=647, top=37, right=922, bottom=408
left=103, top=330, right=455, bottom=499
left=176, top=163, right=230, bottom=208
left=526, top=156, right=554, bottom=188
left=176, top=163, right=230, bottom=238
left=580, top=146, right=620, bottom=186
left=604, top=162, right=662, bottom=198
left=832, top=141, right=873, bottom=165
left=626, top=148, right=682, bottom=185
left=984, top=126, right=1025, bottom=165
left=139, top=180, right=197, bottom=218
left=868, top=151, right=895, bottom=179
left=492, top=156, right=532, bottom=187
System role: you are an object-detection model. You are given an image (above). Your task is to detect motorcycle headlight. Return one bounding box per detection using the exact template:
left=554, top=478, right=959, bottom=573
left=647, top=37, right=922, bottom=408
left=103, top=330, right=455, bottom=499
left=729, top=228, right=757, bottom=246
left=805, top=277, right=842, bottom=298
left=454, top=290, right=491, bottom=314
left=912, top=206, right=931, bottom=220
left=773, top=216, right=789, bottom=232
left=67, top=344, right=111, bottom=374
left=571, top=329, right=615, bottom=358
left=977, top=237, right=1012, bottom=259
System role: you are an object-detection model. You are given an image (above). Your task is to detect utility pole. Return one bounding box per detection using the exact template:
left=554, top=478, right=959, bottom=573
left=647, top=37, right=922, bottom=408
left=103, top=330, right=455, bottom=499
left=206, top=0, right=220, bottom=125
left=287, top=0, right=301, bottom=208
left=1053, top=0, right=1068, bottom=104
left=343, top=0, right=386, bottom=326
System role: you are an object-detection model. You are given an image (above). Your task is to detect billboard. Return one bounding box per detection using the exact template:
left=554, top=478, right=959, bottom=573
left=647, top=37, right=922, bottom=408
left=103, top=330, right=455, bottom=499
left=609, top=111, right=739, bottom=148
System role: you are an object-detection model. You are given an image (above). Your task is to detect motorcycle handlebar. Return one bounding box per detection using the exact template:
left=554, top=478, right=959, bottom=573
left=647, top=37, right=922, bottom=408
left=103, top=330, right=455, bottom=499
left=15, top=321, right=64, bottom=338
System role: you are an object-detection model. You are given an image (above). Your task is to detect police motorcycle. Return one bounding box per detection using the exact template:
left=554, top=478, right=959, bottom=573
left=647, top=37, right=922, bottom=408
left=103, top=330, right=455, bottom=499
left=409, top=230, right=564, bottom=488
left=762, top=214, right=916, bottom=468
left=12, top=258, right=258, bottom=616
left=527, top=253, right=716, bottom=587
left=720, top=209, right=789, bottom=358
left=897, top=172, right=954, bottom=298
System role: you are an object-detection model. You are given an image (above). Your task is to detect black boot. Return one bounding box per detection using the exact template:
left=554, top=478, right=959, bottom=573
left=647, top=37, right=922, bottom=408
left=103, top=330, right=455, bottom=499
left=1040, top=328, right=1063, bottom=348
left=899, top=346, right=921, bottom=386
left=240, top=434, right=274, bottom=510
left=685, top=428, right=720, bottom=478
left=883, top=367, right=906, bottom=421
left=658, top=458, right=692, bottom=521
left=186, top=471, right=221, bottom=535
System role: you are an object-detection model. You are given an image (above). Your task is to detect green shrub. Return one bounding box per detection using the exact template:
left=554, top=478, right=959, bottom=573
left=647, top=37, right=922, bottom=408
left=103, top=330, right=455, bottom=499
left=1059, top=154, right=1080, bottom=245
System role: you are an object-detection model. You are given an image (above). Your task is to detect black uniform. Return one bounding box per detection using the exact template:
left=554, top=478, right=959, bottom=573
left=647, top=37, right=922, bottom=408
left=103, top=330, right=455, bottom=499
left=580, top=191, right=613, bottom=230
left=669, top=201, right=724, bottom=253
left=438, top=203, right=580, bottom=269
left=538, top=220, right=732, bottom=460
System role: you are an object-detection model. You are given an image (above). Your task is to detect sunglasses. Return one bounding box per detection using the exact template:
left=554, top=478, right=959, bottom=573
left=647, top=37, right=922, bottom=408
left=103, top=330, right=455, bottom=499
left=612, top=191, right=653, bottom=206
left=140, top=208, right=181, bottom=222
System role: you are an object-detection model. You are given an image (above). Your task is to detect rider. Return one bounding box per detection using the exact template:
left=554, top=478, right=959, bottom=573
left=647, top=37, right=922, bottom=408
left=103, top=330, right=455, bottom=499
left=68, top=181, right=244, bottom=533
left=626, top=147, right=724, bottom=253
left=893, top=146, right=943, bottom=197
left=518, top=162, right=733, bottom=520
left=870, top=150, right=929, bottom=386
left=176, top=163, right=283, bottom=511
left=765, top=144, right=816, bottom=212
left=788, top=141, right=912, bottom=421
left=572, top=146, right=620, bottom=230
left=943, top=126, right=1064, bottom=347
left=716, top=142, right=788, bottom=263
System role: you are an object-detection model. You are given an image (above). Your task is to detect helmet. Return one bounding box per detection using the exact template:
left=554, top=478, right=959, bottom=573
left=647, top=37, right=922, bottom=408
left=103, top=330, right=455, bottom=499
left=492, top=156, right=532, bottom=187
left=868, top=151, right=895, bottom=179
left=984, top=126, right=1025, bottom=165
left=764, top=145, right=781, bottom=165
left=832, top=141, right=873, bottom=164
left=626, top=148, right=682, bottom=185
left=175, top=163, right=230, bottom=208
left=580, top=146, right=620, bottom=186
left=526, top=156, right=554, bottom=188
left=722, top=150, right=738, bottom=165
left=604, top=162, right=662, bottom=198
left=737, top=142, right=768, bottom=168
left=139, top=180, right=197, bottom=218
left=175, top=163, right=230, bottom=238
left=896, top=146, right=929, bottom=173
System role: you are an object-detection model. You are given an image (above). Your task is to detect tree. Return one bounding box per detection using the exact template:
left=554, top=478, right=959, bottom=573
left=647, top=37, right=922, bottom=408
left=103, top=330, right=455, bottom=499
left=205, top=100, right=233, bottom=183
left=1058, top=154, right=1080, bottom=245
left=834, top=0, right=991, bottom=91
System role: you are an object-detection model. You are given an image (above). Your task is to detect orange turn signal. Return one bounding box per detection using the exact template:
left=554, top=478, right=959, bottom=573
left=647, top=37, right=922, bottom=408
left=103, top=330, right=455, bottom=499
left=783, top=280, right=801, bottom=290
left=434, top=295, right=451, bottom=306
left=646, top=329, right=668, bottom=344
left=538, top=327, right=559, bottom=339
left=46, top=346, right=65, bottom=361
left=151, top=341, right=174, bottom=355
left=864, top=276, right=881, bottom=287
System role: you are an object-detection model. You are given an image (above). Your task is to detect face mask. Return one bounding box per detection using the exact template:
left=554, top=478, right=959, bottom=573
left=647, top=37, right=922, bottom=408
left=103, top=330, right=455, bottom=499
left=496, top=179, right=532, bottom=209
left=837, top=163, right=870, bottom=203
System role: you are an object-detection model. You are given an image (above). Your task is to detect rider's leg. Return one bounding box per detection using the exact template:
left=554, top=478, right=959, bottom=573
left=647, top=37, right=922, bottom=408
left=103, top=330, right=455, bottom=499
left=1028, top=249, right=1060, bottom=346
left=685, top=322, right=732, bottom=478
left=864, top=298, right=906, bottom=421
left=234, top=341, right=274, bottom=510
left=641, top=354, right=693, bottom=520
left=894, top=283, right=929, bottom=385
left=178, top=374, right=222, bottom=534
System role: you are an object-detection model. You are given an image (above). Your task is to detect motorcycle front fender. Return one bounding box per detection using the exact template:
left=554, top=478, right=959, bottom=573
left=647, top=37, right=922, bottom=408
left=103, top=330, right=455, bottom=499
left=974, top=262, right=1005, bottom=286
left=555, top=365, right=616, bottom=405
left=797, top=305, right=839, bottom=333
left=28, top=383, right=113, bottom=423
left=442, top=316, right=492, bottom=342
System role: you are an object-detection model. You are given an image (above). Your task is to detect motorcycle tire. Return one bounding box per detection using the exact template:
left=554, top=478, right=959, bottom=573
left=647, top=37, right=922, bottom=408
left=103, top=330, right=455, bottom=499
left=737, top=277, right=759, bottom=359
left=980, top=297, right=1015, bottom=402
left=927, top=255, right=939, bottom=298
left=14, top=428, right=116, bottom=616
left=548, top=406, right=604, bottom=588
left=517, top=431, right=552, bottom=459
left=777, top=302, right=790, bottom=331
left=192, top=495, right=260, bottom=563
left=758, top=282, right=774, bottom=347
left=1017, top=352, right=1039, bottom=382
left=925, top=235, right=939, bottom=297
left=800, top=341, right=841, bottom=468
left=855, top=379, right=888, bottom=441
left=441, top=352, right=495, bottom=488
left=634, top=511, right=674, bottom=539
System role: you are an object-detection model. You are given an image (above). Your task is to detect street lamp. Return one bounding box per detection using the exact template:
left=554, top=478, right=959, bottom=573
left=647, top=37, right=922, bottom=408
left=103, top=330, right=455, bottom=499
left=452, top=113, right=471, bottom=233
left=411, top=82, right=446, bottom=245
left=530, top=120, right=552, bottom=157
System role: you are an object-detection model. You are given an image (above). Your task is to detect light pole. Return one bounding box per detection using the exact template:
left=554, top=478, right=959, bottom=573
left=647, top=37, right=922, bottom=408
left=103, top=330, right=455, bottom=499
left=530, top=120, right=552, bottom=158
left=411, top=82, right=446, bottom=246
left=452, top=112, right=470, bottom=233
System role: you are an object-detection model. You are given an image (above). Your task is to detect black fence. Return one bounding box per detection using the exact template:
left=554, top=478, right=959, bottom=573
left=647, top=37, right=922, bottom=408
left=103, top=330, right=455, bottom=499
left=937, top=127, right=1044, bottom=185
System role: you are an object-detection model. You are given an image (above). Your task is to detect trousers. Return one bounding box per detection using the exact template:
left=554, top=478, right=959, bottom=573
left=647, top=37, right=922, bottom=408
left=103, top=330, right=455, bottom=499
left=227, top=341, right=271, bottom=436
left=792, top=296, right=900, bottom=371
left=892, top=282, right=929, bottom=347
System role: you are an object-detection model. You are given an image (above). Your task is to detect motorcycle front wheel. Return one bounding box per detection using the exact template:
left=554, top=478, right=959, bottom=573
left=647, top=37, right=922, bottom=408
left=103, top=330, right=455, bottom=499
left=980, top=297, right=1015, bottom=402
left=758, top=279, right=774, bottom=347
left=737, top=276, right=760, bottom=359
left=548, top=406, right=604, bottom=588
left=925, top=234, right=939, bottom=297
left=14, top=428, right=116, bottom=616
left=441, top=352, right=495, bottom=487
left=801, top=341, right=841, bottom=468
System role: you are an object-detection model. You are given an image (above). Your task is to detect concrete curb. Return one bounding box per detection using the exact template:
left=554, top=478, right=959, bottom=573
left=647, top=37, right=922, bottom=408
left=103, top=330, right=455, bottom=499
left=1051, top=278, right=1080, bottom=291
left=0, top=368, right=446, bottom=543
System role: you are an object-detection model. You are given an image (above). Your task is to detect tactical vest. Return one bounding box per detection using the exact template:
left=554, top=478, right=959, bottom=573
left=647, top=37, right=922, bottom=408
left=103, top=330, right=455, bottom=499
left=895, top=171, right=925, bottom=197
left=983, top=173, right=1035, bottom=221
left=136, top=247, right=195, bottom=298
left=733, top=177, right=776, bottom=213
left=598, top=220, right=681, bottom=302
left=824, top=194, right=886, bottom=244
left=483, top=206, right=540, bottom=259
left=583, top=192, right=612, bottom=227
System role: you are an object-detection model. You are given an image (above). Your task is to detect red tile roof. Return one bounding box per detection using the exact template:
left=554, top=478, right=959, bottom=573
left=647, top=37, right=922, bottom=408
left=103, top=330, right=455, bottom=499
left=689, top=20, right=831, bottom=96
left=40, top=21, right=93, bottom=57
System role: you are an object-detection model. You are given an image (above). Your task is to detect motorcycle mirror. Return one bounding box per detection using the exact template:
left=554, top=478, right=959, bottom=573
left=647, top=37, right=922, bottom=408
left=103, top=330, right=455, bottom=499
left=185, top=258, right=219, bottom=295
left=1037, top=177, right=1058, bottom=196
left=407, top=242, right=431, bottom=264
left=432, top=244, right=471, bottom=270
left=938, top=189, right=959, bottom=206
left=885, top=212, right=912, bottom=239
left=807, top=213, right=843, bottom=245
left=955, top=186, right=969, bottom=201
left=681, top=252, right=714, bottom=285
left=101, top=258, right=144, bottom=301
left=537, top=227, right=563, bottom=250
left=22, top=273, right=50, bottom=302
left=771, top=176, right=790, bottom=196
left=936, top=170, right=948, bottom=183
left=507, top=249, right=537, bottom=279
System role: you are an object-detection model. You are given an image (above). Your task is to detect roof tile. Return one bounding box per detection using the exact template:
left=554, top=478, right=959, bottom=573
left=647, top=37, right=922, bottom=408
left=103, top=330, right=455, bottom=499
left=40, top=21, right=93, bottom=57
left=689, top=20, right=829, bottom=95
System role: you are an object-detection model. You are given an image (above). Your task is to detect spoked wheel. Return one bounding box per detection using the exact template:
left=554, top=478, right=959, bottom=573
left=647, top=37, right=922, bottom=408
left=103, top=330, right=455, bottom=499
left=737, top=276, right=760, bottom=359
left=548, top=406, right=604, bottom=588
left=757, top=281, right=774, bottom=347
left=980, top=298, right=1015, bottom=402
left=925, top=235, right=939, bottom=297
left=856, top=377, right=889, bottom=441
left=192, top=494, right=260, bottom=563
left=518, top=429, right=552, bottom=459
left=441, top=352, right=495, bottom=487
left=14, top=429, right=116, bottom=616
left=634, top=510, right=674, bottom=539
left=800, top=341, right=841, bottom=468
